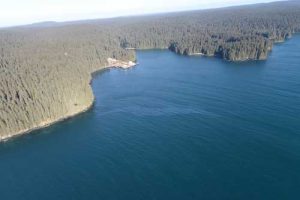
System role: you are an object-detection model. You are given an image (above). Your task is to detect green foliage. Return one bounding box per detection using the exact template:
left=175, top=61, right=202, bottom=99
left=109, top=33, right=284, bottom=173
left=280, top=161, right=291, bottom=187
left=0, top=1, right=300, bottom=138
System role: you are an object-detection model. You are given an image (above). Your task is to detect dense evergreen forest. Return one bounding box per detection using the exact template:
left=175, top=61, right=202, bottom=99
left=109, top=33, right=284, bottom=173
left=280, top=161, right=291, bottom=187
left=0, top=1, right=300, bottom=139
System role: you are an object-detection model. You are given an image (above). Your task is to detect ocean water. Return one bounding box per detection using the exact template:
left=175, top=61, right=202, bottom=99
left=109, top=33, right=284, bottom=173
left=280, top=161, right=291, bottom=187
left=0, top=36, right=300, bottom=200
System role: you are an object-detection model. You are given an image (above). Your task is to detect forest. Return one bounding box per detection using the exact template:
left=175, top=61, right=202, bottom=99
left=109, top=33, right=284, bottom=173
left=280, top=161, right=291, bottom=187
left=0, top=1, right=300, bottom=139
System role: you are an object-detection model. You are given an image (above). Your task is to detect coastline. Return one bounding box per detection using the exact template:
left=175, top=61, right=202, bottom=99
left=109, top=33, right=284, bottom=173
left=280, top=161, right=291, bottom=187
left=0, top=100, right=94, bottom=142
left=0, top=59, right=137, bottom=142
left=1, top=32, right=297, bottom=142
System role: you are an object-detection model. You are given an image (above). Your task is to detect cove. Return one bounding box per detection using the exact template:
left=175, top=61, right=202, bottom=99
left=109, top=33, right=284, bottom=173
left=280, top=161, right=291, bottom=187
left=0, top=35, right=300, bottom=200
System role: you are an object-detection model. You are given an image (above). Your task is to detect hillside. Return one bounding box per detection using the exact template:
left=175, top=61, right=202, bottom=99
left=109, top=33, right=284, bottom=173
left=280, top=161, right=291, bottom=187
left=0, top=1, right=300, bottom=140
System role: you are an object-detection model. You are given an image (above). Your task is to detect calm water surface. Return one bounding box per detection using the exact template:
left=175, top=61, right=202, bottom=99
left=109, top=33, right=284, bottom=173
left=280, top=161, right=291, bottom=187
left=0, top=36, right=300, bottom=200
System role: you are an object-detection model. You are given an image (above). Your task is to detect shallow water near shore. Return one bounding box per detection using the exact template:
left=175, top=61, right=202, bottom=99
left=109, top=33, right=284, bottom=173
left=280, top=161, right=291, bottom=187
left=0, top=35, right=300, bottom=199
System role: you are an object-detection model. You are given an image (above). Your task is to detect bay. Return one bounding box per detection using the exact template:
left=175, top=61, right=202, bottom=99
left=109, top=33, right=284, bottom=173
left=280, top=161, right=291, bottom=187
left=0, top=35, right=300, bottom=200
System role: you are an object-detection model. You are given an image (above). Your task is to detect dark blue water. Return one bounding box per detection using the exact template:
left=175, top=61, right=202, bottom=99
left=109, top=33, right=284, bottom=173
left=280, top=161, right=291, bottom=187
left=1, top=36, right=300, bottom=200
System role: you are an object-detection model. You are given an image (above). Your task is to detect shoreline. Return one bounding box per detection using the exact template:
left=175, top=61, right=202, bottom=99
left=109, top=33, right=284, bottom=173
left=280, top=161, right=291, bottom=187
left=0, top=59, right=137, bottom=142
left=0, top=100, right=95, bottom=142
left=0, top=32, right=296, bottom=142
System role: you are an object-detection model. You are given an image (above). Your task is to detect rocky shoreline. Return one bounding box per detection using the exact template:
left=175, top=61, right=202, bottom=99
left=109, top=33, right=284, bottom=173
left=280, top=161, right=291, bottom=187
left=107, top=58, right=137, bottom=69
